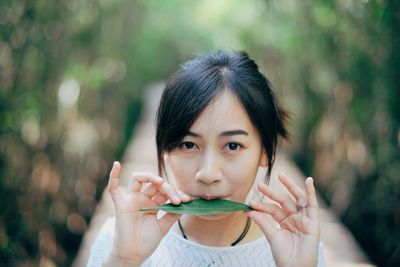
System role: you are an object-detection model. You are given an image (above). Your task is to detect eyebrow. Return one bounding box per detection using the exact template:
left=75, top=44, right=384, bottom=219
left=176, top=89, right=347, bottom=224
left=186, top=130, right=249, bottom=138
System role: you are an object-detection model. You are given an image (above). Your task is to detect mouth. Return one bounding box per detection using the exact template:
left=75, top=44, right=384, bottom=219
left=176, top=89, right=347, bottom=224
left=195, top=195, right=229, bottom=201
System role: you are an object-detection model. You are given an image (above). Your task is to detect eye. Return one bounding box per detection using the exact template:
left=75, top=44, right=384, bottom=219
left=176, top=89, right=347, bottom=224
left=226, top=142, right=241, bottom=151
left=180, top=141, right=197, bottom=150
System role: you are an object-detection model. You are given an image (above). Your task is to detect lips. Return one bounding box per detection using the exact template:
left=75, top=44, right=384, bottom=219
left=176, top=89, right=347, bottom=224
left=196, top=195, right=228, bottom=200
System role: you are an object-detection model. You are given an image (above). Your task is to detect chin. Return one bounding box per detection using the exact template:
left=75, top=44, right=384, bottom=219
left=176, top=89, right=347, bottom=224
left=195, top=213, right=233, bottom=220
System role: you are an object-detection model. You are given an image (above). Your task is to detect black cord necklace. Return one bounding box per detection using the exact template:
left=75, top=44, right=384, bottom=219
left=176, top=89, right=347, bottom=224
left=177, top=217, right=251, bottom=246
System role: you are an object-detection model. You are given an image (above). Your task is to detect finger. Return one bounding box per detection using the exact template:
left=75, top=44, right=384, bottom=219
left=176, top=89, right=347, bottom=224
left=280, top=215, right=302, bottom=234
left=158, top=213, right=182, bottom=235
left=142, top=183, right=159, bottom=199
left=246, top=210, right=279, bottom=241
left=305, top=177, right=319, bottom=219
left=278, top=174, right=307, bottom=207
left=136, top=176, right=181, bottom=204
left=258, top=183, right=297, bottom=214
left=177, top=189, right=191, bottom=202
left=249, top=204, right=305, bottom=237
left=129, top=173, right=181, bottom=204
left=107, top=161, right=121, bottom=192
left=249, top=201, right=287, bottom=223
left=305, top=177, right=318, bottom=207
left=129, top=172, right=164, bottom=193
left=156, top=181, right=182, bottom=205
left=152, top=192, right=168, bottom=205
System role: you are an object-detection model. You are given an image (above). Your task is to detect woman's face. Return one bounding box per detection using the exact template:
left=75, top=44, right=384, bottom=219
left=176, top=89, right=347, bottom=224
left=165, top=90, right=267, bottom=218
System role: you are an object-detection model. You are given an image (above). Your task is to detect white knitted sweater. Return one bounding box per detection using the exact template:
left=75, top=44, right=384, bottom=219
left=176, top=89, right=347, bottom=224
left=87, top=218, right=326, bottom=267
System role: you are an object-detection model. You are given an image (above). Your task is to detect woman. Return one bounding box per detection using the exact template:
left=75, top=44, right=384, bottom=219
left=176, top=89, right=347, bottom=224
left=88, top=50, right=325, bottom=266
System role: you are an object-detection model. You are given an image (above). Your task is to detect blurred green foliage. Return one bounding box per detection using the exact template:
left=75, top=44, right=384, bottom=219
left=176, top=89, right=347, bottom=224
left=0, top=0, right=399, bottom=266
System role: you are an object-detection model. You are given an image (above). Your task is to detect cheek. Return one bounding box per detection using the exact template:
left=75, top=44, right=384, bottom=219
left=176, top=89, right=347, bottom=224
left=168, top=156, right=198, bottom=188
left=223, top=156, right=259, bottom=188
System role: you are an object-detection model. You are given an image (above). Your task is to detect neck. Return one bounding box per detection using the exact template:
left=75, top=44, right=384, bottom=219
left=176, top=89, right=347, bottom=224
left=177, top=212, right=250, bottom=247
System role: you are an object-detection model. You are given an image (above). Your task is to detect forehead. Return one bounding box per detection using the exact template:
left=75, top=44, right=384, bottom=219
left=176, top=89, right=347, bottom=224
left=189, top=90, right=256, bottom=135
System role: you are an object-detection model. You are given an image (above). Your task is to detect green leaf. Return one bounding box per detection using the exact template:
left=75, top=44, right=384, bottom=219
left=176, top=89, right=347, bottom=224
left=140, top=198, right=253, bottom=215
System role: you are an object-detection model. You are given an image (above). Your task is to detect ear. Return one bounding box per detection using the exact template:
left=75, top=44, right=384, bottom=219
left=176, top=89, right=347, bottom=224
left=259, top=150, right=268, bottom=167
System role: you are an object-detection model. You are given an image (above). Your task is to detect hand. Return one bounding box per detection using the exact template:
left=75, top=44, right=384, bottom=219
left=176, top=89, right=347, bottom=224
left=246, top=174, right=320, bottom=267
left=106, top=161, right=191, bottom=264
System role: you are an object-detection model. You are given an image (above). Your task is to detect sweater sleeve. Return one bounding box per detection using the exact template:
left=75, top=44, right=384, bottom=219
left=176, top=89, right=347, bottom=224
left=86, top=218, right=115, bottom=267
left=317, top=242, right=326, bottom=267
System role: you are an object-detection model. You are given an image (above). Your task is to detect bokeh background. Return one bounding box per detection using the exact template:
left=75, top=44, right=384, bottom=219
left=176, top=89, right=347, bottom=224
left=0, top=0, right=399, bottom=266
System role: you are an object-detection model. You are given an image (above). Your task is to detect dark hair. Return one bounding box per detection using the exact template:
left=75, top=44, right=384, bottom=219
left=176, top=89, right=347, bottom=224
left=156, top=50, right=289, bottom=183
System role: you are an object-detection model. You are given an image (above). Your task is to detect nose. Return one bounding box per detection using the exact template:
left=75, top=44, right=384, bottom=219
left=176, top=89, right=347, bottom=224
left=195, top=150, right=222, bottom=185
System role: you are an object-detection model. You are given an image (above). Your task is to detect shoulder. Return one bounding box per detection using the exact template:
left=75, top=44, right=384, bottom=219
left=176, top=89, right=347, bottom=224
left=92, top=217, right=116, bottom=247
left=86, top=218, right=115, bottom=267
